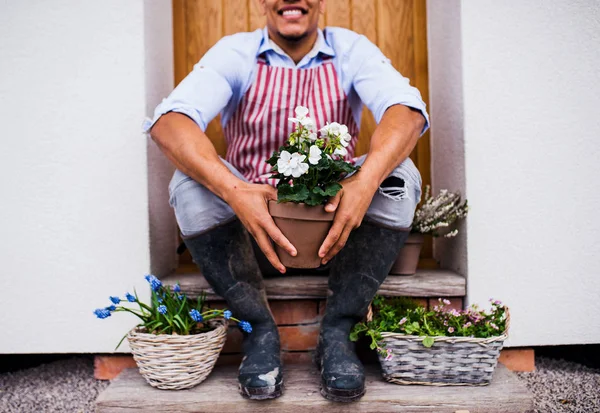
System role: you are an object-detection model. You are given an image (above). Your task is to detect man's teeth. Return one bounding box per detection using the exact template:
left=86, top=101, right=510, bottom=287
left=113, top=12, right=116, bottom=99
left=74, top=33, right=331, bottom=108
left=283, top=9, right=302, bottom=16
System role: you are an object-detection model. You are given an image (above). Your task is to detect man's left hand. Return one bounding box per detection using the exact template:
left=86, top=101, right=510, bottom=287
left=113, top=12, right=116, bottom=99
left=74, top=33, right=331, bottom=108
left=318, top=174, right=379, bottom=265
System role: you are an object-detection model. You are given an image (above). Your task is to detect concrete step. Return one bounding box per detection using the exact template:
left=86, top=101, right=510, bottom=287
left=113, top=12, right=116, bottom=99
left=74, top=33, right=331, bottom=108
left=161, top=269, right=466, bottom=301
left=96, top=363, right=533, bottom=413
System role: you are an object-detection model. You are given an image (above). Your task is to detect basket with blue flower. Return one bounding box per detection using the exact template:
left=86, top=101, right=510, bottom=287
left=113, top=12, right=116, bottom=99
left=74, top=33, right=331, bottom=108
left=93, top=274, right=252, bottom=390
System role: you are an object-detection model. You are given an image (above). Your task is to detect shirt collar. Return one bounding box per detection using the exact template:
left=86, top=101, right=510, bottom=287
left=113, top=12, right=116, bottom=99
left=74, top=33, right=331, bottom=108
left=257, top=27, right=336, bottom=59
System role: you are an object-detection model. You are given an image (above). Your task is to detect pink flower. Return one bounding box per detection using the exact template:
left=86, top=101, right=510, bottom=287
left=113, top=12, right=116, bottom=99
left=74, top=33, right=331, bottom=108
left=463, top=322, right=472, bottom=328
left=448, top=327, right=455, bottom=333
left=399, top=317, right=408, bottom=325
left=385, top=350, right=393, bottom=361
left=490, top=322, right=499, bottom=330
left=443, top=299, right=451, bottom=305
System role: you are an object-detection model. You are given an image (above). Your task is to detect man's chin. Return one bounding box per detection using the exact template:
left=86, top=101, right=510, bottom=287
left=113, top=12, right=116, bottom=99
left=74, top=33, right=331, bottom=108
left=277, top=30, right=309, bottom=42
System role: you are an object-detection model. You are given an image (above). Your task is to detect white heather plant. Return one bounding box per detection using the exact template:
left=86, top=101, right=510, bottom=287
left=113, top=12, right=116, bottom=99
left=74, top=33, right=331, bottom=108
left=266, top=106, right=359, bottom=205
left=412, top=185, right=469, bottom=238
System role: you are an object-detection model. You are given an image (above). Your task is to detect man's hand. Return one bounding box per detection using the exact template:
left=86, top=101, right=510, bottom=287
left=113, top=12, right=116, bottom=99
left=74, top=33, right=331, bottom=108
left=318, top=174, right=379, bottom=265
left=225, top=182, right=296, bottom=274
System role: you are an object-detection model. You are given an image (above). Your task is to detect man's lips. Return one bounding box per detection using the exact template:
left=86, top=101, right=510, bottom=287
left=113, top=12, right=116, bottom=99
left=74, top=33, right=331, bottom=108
left=277, top=6, right=308, bottom=19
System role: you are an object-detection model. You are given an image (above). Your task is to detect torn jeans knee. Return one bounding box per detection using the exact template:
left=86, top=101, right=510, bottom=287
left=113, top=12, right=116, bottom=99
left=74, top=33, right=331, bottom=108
left=355, top=156, right=422, bottom=230
left=379, top=176, right=408, bottom=201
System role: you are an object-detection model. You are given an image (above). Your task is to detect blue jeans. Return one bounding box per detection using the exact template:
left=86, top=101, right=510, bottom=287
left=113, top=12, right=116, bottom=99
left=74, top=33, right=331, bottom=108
left=168, top=155, right=422, bottom=238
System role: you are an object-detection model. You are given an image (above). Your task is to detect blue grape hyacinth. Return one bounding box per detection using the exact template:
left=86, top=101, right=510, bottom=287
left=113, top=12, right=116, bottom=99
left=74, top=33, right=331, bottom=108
left=238, top=320, right=252, bottom=333
left=106, top=305, right=116, bottom=312
left=109, top=296, right=120, bottom=304
left=157, top=305, right=167, bottom=315
left=94, top=308, right=111, bottom=319
left=223, top=310, right=232, bottom=320
left=125, top=292, right=136, bottom=303
left=173, top=284, right=181, bottom=293
left=144, top=274, right=162, bottom=292
left=189, top=309, right=203, bottom=322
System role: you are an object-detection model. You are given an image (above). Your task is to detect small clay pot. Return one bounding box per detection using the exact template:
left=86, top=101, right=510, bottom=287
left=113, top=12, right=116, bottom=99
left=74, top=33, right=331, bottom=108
left=268, top=200, right=334, bottom=269
left=389, top=233, right=424, bottom=275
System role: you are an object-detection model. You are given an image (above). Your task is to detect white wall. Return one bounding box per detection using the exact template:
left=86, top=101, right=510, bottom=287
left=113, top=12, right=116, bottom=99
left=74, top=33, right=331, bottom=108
left=0, top=1, right=174, bottom=353
left=428, top=0, right=600, bottom=346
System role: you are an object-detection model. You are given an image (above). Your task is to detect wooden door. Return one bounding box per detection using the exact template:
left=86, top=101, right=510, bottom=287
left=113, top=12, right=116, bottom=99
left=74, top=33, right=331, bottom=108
left=172, top=0, right=435, bottom=267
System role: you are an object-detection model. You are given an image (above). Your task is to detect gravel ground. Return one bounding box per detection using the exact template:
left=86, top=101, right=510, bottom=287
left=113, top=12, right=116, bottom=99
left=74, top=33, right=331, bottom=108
left=0, top=357, right=109, bottom=413
left=0, top=355, right=598, bottom=412
left=516, top=357, right=600, bottom=413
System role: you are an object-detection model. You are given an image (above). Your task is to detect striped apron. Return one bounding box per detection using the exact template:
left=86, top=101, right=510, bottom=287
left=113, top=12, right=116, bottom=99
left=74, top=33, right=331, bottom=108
left=223, top=55, right=359, bottom=186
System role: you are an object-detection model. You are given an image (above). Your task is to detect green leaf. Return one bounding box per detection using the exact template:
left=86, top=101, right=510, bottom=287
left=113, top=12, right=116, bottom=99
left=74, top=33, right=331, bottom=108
left=304, top=190, right=324, bottom=206
left=278, top=183, right=310, bottom=203
left=323, top=182, right=342, bottom=197
left=114, top=332, right=129, bottom=351
left=422, top=336, right=435, bottom=348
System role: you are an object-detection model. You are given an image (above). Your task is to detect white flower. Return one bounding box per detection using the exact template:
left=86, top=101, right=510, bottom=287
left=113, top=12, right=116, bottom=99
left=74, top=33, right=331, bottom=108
left=288, top=106, right=311, bottom=125
left=308, top=132, right=317, bottom=141
left=339, top=124, right=348, bottom=135
left=340, top=136, right=350, bottom=147
left=277, top=150, right=309, bottom=177
left=328, top=122, right=341, bottom=135
left=319, top=123, right=330, bottom=135
left=341, top=132, right=352, bottom=143
left=300, top=116, right=315, bottom=130
left=334, top=146, right=348, bottom=157
left=295, top=105, right=309, bottom=119
left=308, top=145, right=322, bottom=165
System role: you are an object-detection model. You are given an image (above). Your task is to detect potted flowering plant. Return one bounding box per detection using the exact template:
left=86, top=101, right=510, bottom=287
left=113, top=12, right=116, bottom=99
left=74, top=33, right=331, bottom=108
left=93, top=274, right=251, bottom=390
left=266, top=105, right=359, bottom=268
left=350, top=296, right=509, bottom=385
left=391, top=185, right=469, bottom=275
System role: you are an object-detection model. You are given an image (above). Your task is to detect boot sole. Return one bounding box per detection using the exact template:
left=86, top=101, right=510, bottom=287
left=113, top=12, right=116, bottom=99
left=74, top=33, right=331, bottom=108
left=239, top=381, right=284, bottom=400
left=320, top=383, right=366, bottom=402
left=314, top=350, right=366, bottom=402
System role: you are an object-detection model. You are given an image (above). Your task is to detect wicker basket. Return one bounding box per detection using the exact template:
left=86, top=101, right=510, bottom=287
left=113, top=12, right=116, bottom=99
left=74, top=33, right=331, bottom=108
left=370, top=306, right=510, bottom=386
left=127, top=318, right=228, bottom=390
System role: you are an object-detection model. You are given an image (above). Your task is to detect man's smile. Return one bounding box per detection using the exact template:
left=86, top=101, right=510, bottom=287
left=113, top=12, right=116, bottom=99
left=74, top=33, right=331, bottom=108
left=278, top=5, right=308, bottom=20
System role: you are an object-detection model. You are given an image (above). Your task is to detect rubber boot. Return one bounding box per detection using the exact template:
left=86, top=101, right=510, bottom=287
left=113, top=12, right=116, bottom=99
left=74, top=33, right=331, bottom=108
left=315, top=220, right=410, bottom=402
left=183, top=219, right=283, bottom=400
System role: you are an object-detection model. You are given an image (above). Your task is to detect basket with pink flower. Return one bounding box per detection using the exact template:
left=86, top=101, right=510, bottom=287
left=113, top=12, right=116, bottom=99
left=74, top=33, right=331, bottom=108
left=351, top=296, right=510, bottom=386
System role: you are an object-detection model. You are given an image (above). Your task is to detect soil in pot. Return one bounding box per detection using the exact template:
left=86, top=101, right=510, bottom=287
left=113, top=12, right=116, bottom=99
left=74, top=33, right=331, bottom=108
left=268, top=200, right=334, bottom=269
left=389, top=233, right=424, bottom=275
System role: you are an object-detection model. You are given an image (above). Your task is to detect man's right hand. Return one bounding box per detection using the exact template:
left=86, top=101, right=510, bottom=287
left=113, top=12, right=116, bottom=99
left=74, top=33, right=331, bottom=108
left=224, top=182, right=296, bottom=274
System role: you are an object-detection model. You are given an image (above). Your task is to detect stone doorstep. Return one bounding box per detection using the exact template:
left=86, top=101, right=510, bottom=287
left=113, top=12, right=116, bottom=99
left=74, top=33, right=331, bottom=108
left=95, top=363, right=534, bottom=413
left=162, top=268, right=466, bottom=301
left=94, top=348, right=534, bottom=381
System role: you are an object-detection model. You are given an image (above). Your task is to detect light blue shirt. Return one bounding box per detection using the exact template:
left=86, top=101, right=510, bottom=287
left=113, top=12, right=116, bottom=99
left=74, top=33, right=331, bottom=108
left=144, top=26, right=429, bottom=135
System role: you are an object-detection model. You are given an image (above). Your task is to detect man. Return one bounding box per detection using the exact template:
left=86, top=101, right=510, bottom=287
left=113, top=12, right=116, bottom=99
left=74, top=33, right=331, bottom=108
left=145, top=0, right=428, bottom=403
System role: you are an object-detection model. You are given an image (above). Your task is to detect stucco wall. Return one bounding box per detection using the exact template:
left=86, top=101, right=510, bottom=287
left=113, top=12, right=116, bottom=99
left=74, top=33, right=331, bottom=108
left=0, top=1, right=174, bottom=353
left=428, top=0, right=600, bottom=346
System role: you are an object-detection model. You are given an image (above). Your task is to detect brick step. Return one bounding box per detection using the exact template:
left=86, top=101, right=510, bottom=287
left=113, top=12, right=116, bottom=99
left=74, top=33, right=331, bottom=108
left=95, top=363, right=534, bottom=412
left=161, top=268, right=466, bottom=301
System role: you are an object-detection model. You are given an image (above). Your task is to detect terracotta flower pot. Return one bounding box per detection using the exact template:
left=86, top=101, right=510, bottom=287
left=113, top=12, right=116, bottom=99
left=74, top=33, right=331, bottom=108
left=389, top=233, right=424, bottom=275
left=268, top=200, right=334, bottom=269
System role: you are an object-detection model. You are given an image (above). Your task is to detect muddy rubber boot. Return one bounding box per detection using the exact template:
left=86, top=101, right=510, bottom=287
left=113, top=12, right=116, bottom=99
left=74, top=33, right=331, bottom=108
left=183, top=219, right=283, bottom=400
left=315, top=220, right=409, bottom=402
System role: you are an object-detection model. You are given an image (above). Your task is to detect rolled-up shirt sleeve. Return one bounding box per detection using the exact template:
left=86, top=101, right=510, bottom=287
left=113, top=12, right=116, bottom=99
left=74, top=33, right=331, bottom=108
left=347, top=36, right=430, bottom=135
left=143, top=37, right=241, bottom=133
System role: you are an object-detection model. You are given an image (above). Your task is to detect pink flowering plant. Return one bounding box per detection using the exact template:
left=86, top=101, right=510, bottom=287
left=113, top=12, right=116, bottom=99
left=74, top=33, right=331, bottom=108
left=93, top=274, right=252, bottom=349
left=266, top=105, right=359, bottom=205
left=350, top=296, right=507, bottom=358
